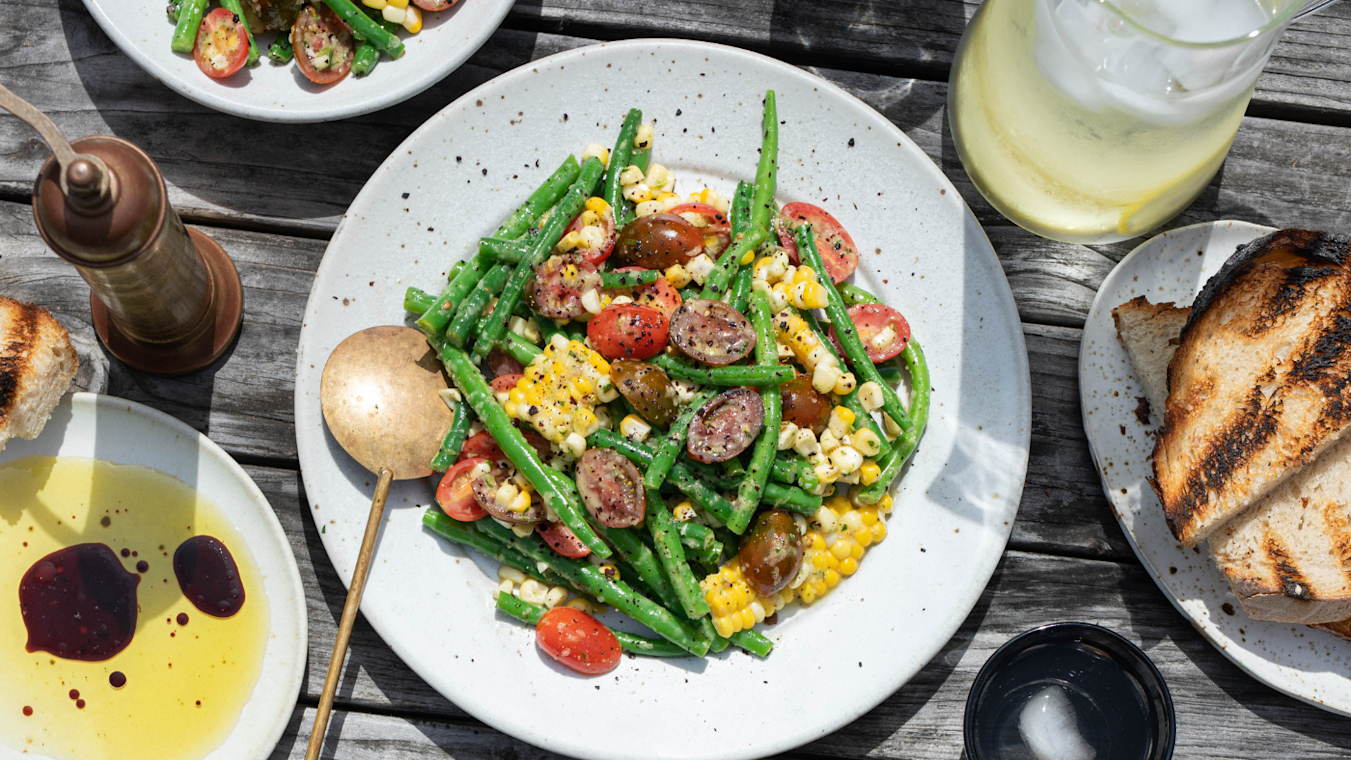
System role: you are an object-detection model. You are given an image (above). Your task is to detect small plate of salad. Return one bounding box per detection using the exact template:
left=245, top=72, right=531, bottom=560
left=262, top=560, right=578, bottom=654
left=295, top=39, right=1031, bottom=760
left=79, top=0, right=512, bottom=121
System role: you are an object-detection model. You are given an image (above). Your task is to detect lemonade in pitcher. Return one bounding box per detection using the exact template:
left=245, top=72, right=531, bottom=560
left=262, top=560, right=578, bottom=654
left=949, top=0, right=1306, bottom=244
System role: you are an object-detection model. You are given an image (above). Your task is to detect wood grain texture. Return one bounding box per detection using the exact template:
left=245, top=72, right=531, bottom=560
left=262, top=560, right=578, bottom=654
left=261, top=549, right=1351, bottom=759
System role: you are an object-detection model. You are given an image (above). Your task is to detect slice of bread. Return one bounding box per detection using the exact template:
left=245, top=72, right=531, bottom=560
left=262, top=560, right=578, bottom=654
left=1152, top=229, right=1351, bottom=547
left=1112, top=296, right=1190, bottom=418
left=0, top=296, right=78, bottom=451
left=1117, top=293, right=1351, bottom=624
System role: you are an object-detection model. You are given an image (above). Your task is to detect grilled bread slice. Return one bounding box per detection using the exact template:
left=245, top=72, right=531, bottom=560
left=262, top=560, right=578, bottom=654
left=1152, top=229, right=1351, bottom=547
left=1112, top=296, right=1190, bottom=419
left=0, top=296, right=78, bottom=451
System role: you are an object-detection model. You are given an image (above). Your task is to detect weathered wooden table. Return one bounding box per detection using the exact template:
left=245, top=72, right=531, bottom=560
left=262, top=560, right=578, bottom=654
left=6, top=1, right=1351, bottom=757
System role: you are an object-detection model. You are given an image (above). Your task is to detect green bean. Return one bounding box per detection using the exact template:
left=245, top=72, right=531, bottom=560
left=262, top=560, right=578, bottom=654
left=495, top=593, right=688, bottom=657
left=728, top=290, right=782, bottom=534
left=598, top=524, right=681, bottom=613
left=475, top=157, right=605, bottom=357
left=422, top=510, right=550, bottom=585
left=404, top=287, right=435, bottom=315
left=631, top=148, right=650, bottom=173
left=417, top=252, right=491, bottom=340
left=501, top=331, right=542, bottom=366
left=802, top=309, right=890, bottom=458
left=600, top=269, right=659, bottom=289
left=170, top=0, right=208, bottom=53
left=856, top=339, right=930, bottom=505
left=603, top=109, right=643, bottom=228
left=689, top=538, right=723, bottom=570
left=429, top=401, right=472, bottom=473
left=268, top=32, right=294, bottom=63
left=647, top=495, right=710, bottom=619
left=644, top=389, right=719, bottom=490
left=762, top=483, right=820, bottom=514
left=675, top=521, right=715, bottom=551
left=321, top=0, right=404, bottom=57
left=166, top=0, right=183, bottom=21
left=438, top=344, right=610, bottom=557
left=838, top=283, right=880, bottom=306
left=729, top=267, right=753, bottom=312
left=692, top=616, right=727, bottom=653
left=649, top=353, right=793, bottom=387
left=479, top=236, right=531, bottom=263
left=496, top=155, right=582, bottom=240
left=609, top=556, right=657, bottom=600
left=506, top=528, right=709, bottom=656
left=729, top=628, right=774, bottom=658
left=447, top=263, right=511, bottom=348
left=697, top=226, right=769, bottom=299
left=795, top=225, right=911, bottom=432
left=218, top=0, right=260, bottom=64
left=351, top=39, right=378, bottom=75
left=730, top=180, right=754, bottom=239
left=749, top=91, right=778, bottom=232
left=770, top=455, right=798, bottom=485
left=536, top=317, right=570, bottom=348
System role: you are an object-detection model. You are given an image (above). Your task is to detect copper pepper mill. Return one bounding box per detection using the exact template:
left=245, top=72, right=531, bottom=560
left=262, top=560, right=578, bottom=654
left=1, top=83, right=242, bottom=376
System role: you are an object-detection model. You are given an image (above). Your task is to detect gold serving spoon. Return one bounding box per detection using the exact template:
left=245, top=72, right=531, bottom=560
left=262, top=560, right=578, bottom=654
left=310, top=325, right=453, bottom=760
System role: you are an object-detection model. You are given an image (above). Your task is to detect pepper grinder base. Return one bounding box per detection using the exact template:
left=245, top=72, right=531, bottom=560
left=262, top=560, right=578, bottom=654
left=90, top=228, right=243, bottom=377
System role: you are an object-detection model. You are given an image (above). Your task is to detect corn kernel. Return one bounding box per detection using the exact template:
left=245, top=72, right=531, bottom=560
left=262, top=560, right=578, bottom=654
left=830, top=445, right=863, bottom=473
left=855, top=528, right=873, bottom=548
left=635, top=200, right=663, bottom=217
left=830, top=538, right=851, bottom=560
left=573, top=407, right=599, bottom=437
left=859, top=461, right=881, bottom=485
left=381, top=4, right=405, bottom=23
left=618, top=165, right=645, bottom=185
left=833, top=372, right=858, bottom=396
left=493, top=579, right=513, bottom=600
left=580, top=143, right=611, bottom=167
left=871, top=521, right=887, bottom=541
left=544, top=586, right=568, bottom=609
left=656, top=192, right=683, bottom=212
left=556, top=230, right=584, bottom=252
left=623, top=182, right=653, bottom=204
left=361, top=0, right=386, bottom=8
left=634, top=123, right=653, bottom=149
left=673, top=502, right=697, bottom=522
left=824, top=569, right=841, bottom=588
left=620, top=413, right=652, bottom=442
left=497, top=565, right=527, bottom=584
left=585, top=196, right=610, bottom=214
left=813, top=362, right=842, bottom=394
left=385, top=0, right=407, bottom=8
left=664, top=264, right=692, bottom=289
left=401, top=4, right=421, bottom=32
left=519, top=579, right=548, bottom=604
left=857, top=381, right=884, bottom=412
left=839, top=557, right=859, bottom=576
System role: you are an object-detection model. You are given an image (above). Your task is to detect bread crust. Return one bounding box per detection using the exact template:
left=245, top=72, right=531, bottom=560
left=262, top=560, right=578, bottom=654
left=0, top=296, right=78, bottom=450
left=1151, top=229, right=1351, bottom=547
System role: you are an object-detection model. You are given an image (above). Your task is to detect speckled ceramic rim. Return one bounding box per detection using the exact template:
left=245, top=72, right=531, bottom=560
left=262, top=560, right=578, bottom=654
left=963, top=622, right=1176, bottom=760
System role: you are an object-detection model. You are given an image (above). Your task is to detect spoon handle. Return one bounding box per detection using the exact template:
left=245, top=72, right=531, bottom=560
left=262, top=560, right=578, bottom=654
left=305, top=466, right=395, bottom=760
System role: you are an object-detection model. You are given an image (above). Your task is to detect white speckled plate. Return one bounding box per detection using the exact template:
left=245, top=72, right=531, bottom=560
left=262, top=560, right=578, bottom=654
left=295, top=39, right=1031, bottom=760
left=82, top=0, right=512, bottom=122
left=1080, top=220, right=1351, bottom=716
left=0, top=393, right=307, bottom=759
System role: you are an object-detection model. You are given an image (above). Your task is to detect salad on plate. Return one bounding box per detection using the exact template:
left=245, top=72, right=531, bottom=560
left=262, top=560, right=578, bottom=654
left=405, top=91, right=930, bottom=675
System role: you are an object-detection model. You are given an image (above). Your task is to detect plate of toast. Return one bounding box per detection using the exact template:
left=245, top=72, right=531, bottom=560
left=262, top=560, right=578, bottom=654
left=1081, top=220, right=1351, bottom=715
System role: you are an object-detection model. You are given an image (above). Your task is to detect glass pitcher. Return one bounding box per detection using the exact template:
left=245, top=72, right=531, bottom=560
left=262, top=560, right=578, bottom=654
left=948, top=0, right=1317, bottom=245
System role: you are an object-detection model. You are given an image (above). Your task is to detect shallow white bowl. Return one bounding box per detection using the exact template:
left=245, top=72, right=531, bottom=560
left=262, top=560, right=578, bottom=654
left=82, top=0, right=514, bottom=122
left=295, top=38, right=1032, bottom=759
left=0, top=392, right=307, bottom=759
left=1080, top=220, right=1351, bottom=717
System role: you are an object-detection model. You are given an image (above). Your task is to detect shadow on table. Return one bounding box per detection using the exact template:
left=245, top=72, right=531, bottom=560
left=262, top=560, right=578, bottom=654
left=54, top=0, right=567, bottom=229
left=767, top=0, right=970, bottom=76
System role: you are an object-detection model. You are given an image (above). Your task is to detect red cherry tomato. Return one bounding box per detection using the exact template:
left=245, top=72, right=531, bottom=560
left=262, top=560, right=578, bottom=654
left=457, top=429, right=550, bottom=465
left=490, top=374, right=523, bottom=394
left=290, top=4, right=353, bottom=85
left=192, top=8, right=250, bottom=79
left=537, top=520, right=591, bottom=558
left=535, top=607, right=622, bottom=676
left=565, top=203, right=618, bottom=265
left=412, top=0, right=454, bottom=9
left=437, top=458, right=488, bottom=520
left=587, top=304, right=669, bottom=360
left=667, top=202, right=732, bottom=255
left=609, top=266, right=683, bottom=317
left=829, top=304, right=911, bottom=363
left=486, top=349, right=525, bottom=380
left=775, top=203, right=859, bottom=284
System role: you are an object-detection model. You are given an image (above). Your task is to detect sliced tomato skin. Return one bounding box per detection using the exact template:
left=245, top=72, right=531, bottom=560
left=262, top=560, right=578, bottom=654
left=538, top=521, right=591, bottom=558
left=412, top=0, right=454, bottom=9
left=290, top=4, right=353, bottom=85
left=437, top=458, right=488, bottom=521
left=536, top=607, right=622, bottom=676
left=775, top=203, right=860, bottom=284
left=829, top=303, right=911, bottom=363
left=566, top=204, right=618, bottom=266
left=668, top=202, right=732, bottom=255
left=587, top=304, right=669, bottom=361
left=609, top=266, right=682, bottom=318
left=457, top=429, right=550, bottom=466
left=490, top=374, right=523, bottom=394
left=193, top=8, right=250, bottom=79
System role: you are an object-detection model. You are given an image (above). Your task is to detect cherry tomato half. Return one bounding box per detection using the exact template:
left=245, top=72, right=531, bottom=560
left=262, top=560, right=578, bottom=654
left=290, top=4, right=353, bottom=85
left=536, top=607, right=622, bottom=676
left=490, top=374, right=523, bottom=394
left=608, top=266, right=683, bottom=318
left=667, top=202, right=732, bottom=256
left=457, top=428, right=550, bottom=466
left=829, top=303, right=911, bottom=363
left=412, top=0, right=455, bottom=10
left=587, top=304, right=669, bottom=360
left=566, top=203, right=618, bottom=265
left=538, top=520, right=591, bottom=558
left=193, top=8, right=251, bottom=79
left=775, top=202, right=859, bottom=284
left=437, top=457, right=488, bottom=521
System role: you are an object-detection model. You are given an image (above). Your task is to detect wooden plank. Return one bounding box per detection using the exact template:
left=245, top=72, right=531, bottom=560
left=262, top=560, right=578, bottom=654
left=262, top=550, right=1351, bottom=759
left=508, top=0, right=1351, bottom=122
